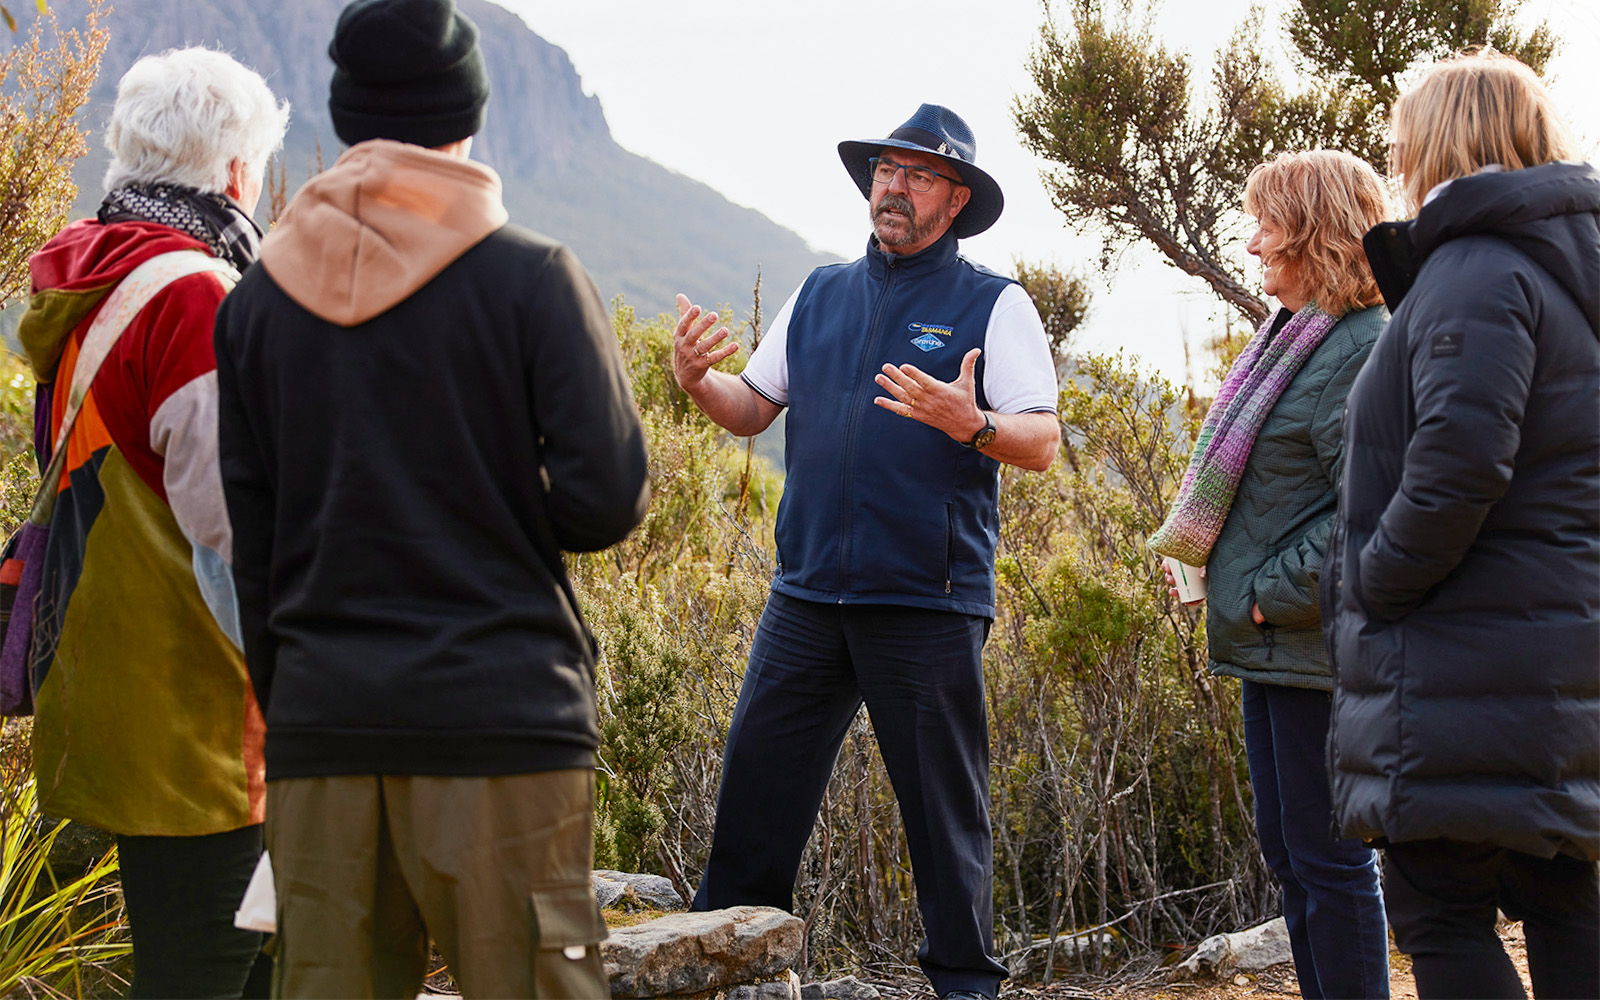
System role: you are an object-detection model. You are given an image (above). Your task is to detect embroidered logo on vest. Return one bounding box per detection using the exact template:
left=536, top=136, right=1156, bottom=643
left=907, top=322, right=952, bottom=353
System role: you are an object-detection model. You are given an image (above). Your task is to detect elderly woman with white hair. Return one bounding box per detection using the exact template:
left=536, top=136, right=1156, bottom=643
left=16, top=48, right=287, bottom=997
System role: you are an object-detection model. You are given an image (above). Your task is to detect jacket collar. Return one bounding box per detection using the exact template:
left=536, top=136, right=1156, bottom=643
left=864, top=227, right=960, bottom=279
left=1362, top=220, right=1418, bottom=310
left=1363, top=161, right=1600, bottom=319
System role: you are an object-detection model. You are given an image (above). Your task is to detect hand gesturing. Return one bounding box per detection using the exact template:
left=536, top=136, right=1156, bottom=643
left=873, top=348, right=986, bottom=444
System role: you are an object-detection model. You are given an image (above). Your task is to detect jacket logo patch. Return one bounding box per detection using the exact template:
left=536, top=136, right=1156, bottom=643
left=1430, top=332, right=1464, bottom=357
left=908, top=322, right=954, bottom=338
left=910, top=333, right=946, bottom=352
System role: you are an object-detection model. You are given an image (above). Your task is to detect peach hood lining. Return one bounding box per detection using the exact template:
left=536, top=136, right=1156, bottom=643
left=260, top=139, right=509, bottom=327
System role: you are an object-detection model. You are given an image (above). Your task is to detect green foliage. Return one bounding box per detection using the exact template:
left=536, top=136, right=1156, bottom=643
left=1014, top=0, right=1553, bottom=326
left=574, top=300, right=777, bottom=899
left=1285, top=0, right=1555, bottom=107
left=1012, top=259, right=1092, bottom=364
left=0, top=723, right=131, bottom=996
left=0, top=352, right=37, bottom=537
left=588, top=583, right=693, bottom=872
left=0, top=0, right=107, bottom=305
left=985, top=351, right=1263, bottom=977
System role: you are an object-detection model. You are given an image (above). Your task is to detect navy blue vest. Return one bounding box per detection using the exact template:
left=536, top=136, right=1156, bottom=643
left=772, top=231, right=1015, bottom=617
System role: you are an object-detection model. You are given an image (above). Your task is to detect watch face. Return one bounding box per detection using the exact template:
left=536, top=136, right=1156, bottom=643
left=973, top=427, right=997, bottom=450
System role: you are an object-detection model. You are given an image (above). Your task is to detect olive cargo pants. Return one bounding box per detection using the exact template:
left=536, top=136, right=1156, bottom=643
left=265, top=770, right=608, bottom=999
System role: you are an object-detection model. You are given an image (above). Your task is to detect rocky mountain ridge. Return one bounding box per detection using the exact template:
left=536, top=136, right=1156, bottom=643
left=36, top=0, right=835, bottom=312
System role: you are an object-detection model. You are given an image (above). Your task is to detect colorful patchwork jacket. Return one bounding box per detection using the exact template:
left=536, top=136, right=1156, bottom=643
left=19, top=219, right=263, bottom=836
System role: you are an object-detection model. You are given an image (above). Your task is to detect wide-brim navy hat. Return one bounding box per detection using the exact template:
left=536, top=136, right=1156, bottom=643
left=838, top=104, right=1003, bottom=238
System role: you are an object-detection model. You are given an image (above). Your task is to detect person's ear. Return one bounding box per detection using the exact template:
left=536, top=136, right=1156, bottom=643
left=949, top=184, right=971, bottom=216
left=224, top=158, right=248, bottom=202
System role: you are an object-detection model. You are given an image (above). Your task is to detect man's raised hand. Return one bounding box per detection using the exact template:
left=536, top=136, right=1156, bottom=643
left=673, top=293, right=740, bottom=389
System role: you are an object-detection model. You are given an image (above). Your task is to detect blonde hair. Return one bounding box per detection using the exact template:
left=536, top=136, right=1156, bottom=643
left=1243, top=150, right=1389, bottom=316
left=1391, top=50, right=1577, bottom=214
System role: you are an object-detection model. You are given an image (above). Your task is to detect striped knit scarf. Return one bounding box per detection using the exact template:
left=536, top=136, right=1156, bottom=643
left=1149, top=305, right=1339, bottom=567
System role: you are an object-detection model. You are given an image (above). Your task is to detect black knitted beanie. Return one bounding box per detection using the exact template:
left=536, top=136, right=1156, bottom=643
left=328, top=0, right=489, bottom=148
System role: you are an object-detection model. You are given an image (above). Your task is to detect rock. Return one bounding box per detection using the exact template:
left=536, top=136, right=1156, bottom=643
left=594, top=868, right=687, bottom=911
left=602, top=905, right=805, bottom=998
left=41, top=818, right=116, bottom=878
left=799, top=974, right=880, bottom=1000
left=593, top=873, right=629, bottom=909
left=722, top=970, right=802, bottom=1000
left=1169, top=917, right=1293, bottom=980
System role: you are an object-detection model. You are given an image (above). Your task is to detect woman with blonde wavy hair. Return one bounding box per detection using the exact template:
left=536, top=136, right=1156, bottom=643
left=1153, top=149, right=1391, bottom=999
left=1327, top=50, right=1599, bottom=1000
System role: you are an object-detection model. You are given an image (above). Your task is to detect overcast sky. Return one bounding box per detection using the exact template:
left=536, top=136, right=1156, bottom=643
left=497, top=0, right=1599, bottom=387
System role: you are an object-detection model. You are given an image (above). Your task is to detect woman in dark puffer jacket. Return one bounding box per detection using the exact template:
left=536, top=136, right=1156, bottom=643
left=1154, top=150, right=1391, bottom=1000
left=1327, top=51, right=1599, bottom=999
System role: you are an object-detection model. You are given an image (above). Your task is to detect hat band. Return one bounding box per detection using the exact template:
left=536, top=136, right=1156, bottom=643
left=888, top=126, right=967, bottom=162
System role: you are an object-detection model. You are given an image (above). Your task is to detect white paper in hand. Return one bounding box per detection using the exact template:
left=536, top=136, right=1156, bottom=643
left=234, top=850, right=277, bottom=933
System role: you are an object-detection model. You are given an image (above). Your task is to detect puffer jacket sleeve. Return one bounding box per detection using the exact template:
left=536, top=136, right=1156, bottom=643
left=1251, top=336, right=1375, bottom=627
left=1356, top=260, right=1535, bottom=620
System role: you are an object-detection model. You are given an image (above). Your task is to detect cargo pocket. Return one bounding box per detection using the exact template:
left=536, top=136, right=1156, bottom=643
left=530, top=880, right=609, bottom=1000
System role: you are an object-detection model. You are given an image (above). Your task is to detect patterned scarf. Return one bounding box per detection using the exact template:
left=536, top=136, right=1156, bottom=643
left=1149, top=305, right=1339, bottom=567
left=98, top=182, right=263, bottom=272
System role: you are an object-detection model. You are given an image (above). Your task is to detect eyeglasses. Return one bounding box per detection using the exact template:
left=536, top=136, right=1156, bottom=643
left=869, top=156, right=963, bottom=193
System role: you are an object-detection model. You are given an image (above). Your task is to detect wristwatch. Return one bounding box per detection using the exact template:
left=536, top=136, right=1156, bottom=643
left=965, top=412, right=997, bottom=450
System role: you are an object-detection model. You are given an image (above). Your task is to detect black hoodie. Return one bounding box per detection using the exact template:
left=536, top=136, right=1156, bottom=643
left=214, top=140, right=650, bottom=780
left=1325, top=161, right=1600, bottom=859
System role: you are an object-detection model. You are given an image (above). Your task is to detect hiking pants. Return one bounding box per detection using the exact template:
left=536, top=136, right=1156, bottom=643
left=265, top=770, right=607, bottom=999
left=692, top=592, right=1007, bottom=998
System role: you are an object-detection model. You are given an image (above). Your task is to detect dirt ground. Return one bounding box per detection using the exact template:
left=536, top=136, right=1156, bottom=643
left=988, top=921, right=1533, bottom=1000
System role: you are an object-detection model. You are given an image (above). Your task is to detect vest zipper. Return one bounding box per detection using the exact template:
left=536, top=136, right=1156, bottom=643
left=837, top=257, right=899, bottom=599
left=944, top=501, right=954, bottom=594
left=1261, top=624, right=1276, bottom=662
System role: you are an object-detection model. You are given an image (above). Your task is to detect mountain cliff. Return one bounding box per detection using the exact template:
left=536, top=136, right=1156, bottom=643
left=41, top=0, right=835, bottom=312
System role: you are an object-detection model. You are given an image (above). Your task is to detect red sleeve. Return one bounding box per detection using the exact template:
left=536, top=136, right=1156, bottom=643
left=91, top=271, right=229, bottom=502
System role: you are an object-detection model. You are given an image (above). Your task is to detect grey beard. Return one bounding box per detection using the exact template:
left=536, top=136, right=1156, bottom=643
left=872, top=193, right=939, bottom=248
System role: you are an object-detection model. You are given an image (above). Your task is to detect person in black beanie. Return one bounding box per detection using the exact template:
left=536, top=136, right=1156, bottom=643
left=326, top=0, right=489, bottom=147
left=214, top=0, right=649, bottom=996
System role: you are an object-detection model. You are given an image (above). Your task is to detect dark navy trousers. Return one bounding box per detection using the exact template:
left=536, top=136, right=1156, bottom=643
left=692, top=592, right=1007, bottom=997
left=1242, top=680, right=1389, bottom=999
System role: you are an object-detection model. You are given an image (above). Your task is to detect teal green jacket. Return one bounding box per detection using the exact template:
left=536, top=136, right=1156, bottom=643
left=1204, top=305, right=1383, bottom=691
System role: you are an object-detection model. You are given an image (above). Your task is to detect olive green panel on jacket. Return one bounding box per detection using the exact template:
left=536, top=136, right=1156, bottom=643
left=32, top=447, right=253, bottom=837
left=18, top=283, right=114, bottom=381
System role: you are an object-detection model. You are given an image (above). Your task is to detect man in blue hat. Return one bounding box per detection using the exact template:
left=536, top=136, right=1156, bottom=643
left=672, top=105, right=1060, bottom=1000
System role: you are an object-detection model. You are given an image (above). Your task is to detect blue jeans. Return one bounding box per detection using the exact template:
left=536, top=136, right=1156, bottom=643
left=1243, top=680, right=1389, bottom=999
left=692, top=592, right=1007, bottom=998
